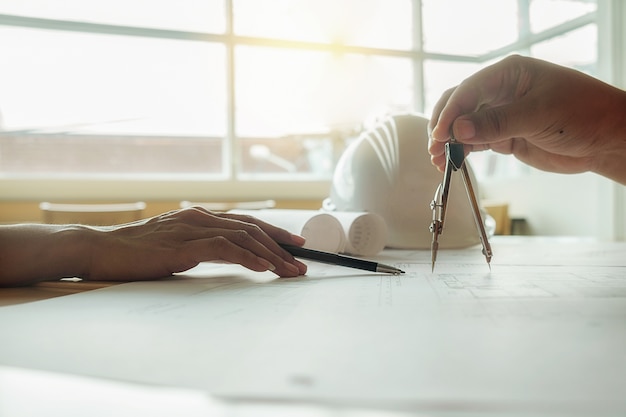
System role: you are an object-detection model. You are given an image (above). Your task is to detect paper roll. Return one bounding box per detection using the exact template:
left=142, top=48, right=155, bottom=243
left=331, top=211, right=387, bottom=256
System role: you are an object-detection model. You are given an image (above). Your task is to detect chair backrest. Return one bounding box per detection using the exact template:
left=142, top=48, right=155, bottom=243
left=39, top=202, right=146, bottom=225
left=179, top=200, right=276, bottom=212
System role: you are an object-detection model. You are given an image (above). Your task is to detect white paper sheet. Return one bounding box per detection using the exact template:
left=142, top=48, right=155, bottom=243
left=0, top=365, right=415, bottom=417
left=0, top=237, right=625, bottom=416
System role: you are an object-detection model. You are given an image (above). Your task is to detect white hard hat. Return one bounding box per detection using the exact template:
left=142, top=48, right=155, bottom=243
left=323, top=113, right=487, bottom=249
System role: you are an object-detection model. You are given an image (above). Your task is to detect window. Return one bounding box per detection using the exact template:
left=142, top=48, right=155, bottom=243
left=0, top=0, right=608, bottom=201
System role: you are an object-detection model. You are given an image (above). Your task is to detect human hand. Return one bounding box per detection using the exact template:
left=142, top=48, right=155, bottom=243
left=428, top=55, right=626, bottom=184
left=82, top=206, right=308, bottom=281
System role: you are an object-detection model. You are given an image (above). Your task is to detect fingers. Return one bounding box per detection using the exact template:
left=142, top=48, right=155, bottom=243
left=428, top=87, right=455, bottom=141
left=451, top=101, right=531, bottom=145
left=185, top=234, right=306, bottom=278
left=429, top=104, right=522, bottom=171
left=428, top=87, right=456, bottom=172
left=428, top=55, right=537, bottom=170
left=428, top=146, right=446, bottom=172
left=217, top=211, right=306, bottom=246
left=429, top=74, right=488, bottom=144
left=430, top=55, right=532, bottom=142
left=216, top=212, right=309, bottom=277
left=428, top=68, right=493, bottom=171
left=171, top=207, right=308, bottom=277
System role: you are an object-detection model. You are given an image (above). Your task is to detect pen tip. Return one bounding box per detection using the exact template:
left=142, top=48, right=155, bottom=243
left=377, top=265, right=404, bottom=275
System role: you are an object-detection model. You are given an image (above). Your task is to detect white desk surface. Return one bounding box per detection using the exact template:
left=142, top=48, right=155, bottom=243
left=1, top=236, right=625, bottom=417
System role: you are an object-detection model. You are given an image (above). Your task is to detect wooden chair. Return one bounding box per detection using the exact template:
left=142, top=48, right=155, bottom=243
left=39, top=202, right=146, bottom=225
left=482, top=201, right=511, bottom=235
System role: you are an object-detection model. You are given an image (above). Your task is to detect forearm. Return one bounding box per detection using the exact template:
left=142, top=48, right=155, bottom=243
left=0, top=224, right=94, bottom=287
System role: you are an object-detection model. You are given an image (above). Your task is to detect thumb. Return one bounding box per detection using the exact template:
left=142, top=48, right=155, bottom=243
left=452, top=104, right=528, bottom=144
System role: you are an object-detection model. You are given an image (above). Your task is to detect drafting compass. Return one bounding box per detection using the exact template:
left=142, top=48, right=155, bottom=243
left=429, top=136, right=493, bottom=272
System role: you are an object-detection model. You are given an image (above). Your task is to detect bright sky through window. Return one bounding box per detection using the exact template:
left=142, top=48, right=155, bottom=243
left=0, top=0, right=414, bottom=137
left=0, top=0, right=600, bottom=182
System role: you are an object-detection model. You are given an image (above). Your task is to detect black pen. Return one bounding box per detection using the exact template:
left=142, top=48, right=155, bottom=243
left=279, top=244, right=405, bottom=275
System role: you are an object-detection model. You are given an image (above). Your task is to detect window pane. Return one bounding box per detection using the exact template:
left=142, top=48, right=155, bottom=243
left=422, top=0, right=518, bottom=56
left=0, top=0, right=603, bottom=187
left=0, top=135, right=224, bottom=177
left=0, top=27, right=227, bottom=177
left=422, top=60, right=483, bottom=115
left=530, top=0, right=596, bottom=33
left=233, top=0, right=413, bottom=49
left=238, top=135, right=335, bottom=178
left=0, top=0, right=225, bottom=33
left=235, top=46, right=413, bottom=177
left=0, top=27, right=227, bottom=136
left=235, top=46, right=413, bottom=136
left=530, top=24, right=597, bottom=74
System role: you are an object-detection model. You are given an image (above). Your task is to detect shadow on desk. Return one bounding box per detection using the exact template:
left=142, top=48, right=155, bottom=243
left=0, top=280, right=119, bottom=307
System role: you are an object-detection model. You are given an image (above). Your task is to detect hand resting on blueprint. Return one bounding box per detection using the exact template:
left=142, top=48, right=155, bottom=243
left=428, top=55, right=626, bottom=185
left=0, top=206, right=308, bottom=286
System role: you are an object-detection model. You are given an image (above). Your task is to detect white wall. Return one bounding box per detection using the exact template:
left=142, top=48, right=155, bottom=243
left=482, top=170, right=621, bottom=239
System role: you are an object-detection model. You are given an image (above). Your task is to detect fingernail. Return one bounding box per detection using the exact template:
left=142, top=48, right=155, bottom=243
left=258, top=258, right=276, bottom=271
left=454, top=118, right=475, bottom=140
left=293, top=259, right=307, bottom=274
left=283, top=261, right=300, bottom=275
left=430, top=125, right=444, bottom=141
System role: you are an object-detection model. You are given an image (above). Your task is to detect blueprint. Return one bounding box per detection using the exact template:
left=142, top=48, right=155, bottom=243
left=0, top=237, right=625, bottom=415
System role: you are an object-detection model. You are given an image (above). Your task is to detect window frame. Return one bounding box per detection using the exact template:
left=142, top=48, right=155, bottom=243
left=0, top=0, right=616, bottom=203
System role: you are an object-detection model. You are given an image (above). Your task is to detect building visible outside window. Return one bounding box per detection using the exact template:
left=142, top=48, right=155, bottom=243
left=0, top=0, right=605, bottom=201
